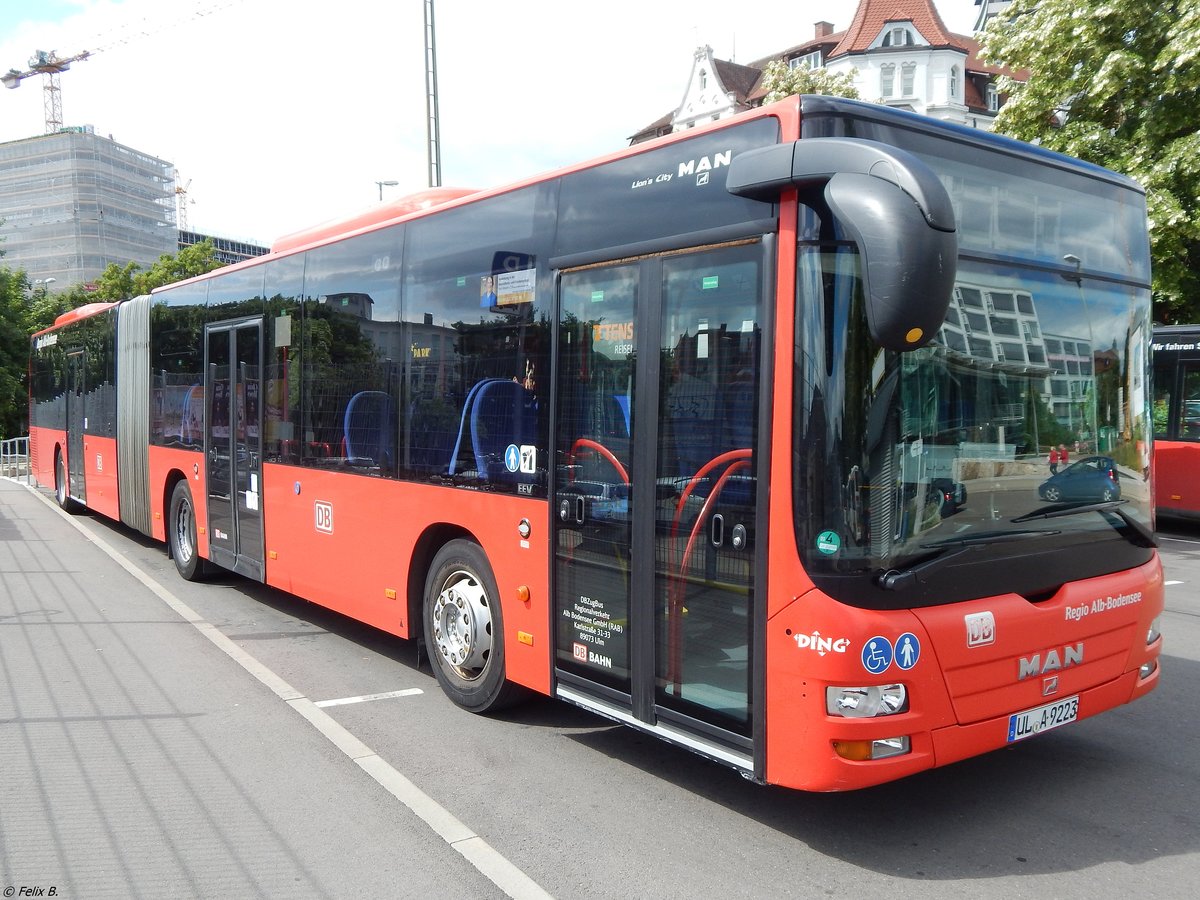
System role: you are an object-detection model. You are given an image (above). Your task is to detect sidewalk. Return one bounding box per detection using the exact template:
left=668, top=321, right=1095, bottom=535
left=0, top=478, right=502, bottom=899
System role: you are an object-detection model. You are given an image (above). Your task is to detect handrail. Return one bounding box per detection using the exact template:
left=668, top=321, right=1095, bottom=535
left=0, top=435, right=31, bottom=483
left=566, top=438, right=630, bottom=486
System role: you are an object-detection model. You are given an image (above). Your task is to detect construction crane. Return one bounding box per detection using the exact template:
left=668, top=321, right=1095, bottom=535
left=175, top=177, right=193, bottom=232
left=3, top=1, right=242, bottom=136
left=2, top=49, right=92, bottom=134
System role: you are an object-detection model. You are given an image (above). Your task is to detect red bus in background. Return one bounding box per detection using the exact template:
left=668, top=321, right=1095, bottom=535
left=1152, top=324, right=1200, bottom=517
left=29, top=96, right=1162, bottom=791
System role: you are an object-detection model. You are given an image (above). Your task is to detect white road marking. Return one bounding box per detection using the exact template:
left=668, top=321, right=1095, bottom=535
left=1165, top=580, right=1184, bottom=586
left=315, top=688, right=424, bottom=707
left=34, top=484, right=552, bottom=900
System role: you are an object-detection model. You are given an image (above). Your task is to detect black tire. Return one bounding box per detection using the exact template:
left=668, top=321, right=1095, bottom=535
left=423, top=539, right=522, bottom=713
left=54, top=450, right=81, bottom=513
left=168, top=480, right=209, bottom=581
left=1042, top=485, right=1063, bottom=502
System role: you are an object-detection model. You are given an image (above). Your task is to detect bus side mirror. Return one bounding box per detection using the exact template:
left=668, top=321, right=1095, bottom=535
left=727, top=137, right=957, bottom=352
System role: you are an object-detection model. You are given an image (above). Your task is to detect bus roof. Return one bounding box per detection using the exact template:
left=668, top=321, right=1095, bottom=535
left=45, top=301, right=119, bottom=332
left=270, top=186, right=478, bottom=254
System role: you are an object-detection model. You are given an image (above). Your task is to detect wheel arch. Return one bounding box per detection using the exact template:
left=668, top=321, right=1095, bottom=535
left=406, top=522, right=480, bottom=641
left=162, top=468, right=191, bottom=560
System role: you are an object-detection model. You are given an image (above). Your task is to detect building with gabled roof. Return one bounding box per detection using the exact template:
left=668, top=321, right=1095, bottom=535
left=630, top=0, right=1020, bottom=144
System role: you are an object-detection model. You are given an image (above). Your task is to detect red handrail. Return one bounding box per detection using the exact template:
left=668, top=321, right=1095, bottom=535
left=567, top=438, right=630, bottom=485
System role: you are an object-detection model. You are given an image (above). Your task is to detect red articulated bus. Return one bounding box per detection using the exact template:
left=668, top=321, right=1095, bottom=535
left=29, top=95, right=1162, bottom=791
left=1152, top=324, right=1200, bottom=518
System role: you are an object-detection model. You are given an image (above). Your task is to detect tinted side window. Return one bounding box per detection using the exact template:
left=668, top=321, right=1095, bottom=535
left=83, top=311, right=117, bottom=438
left=1152, top=355, right=1175, bottom=439
left=263, top=254, right=305, bottom=463
left=298, top=226, right=404, bottom=476
left=150, top=282, right=207, bottom=447
left=556, top=118, right=779, bottom=259
left=402, top=184, right=555, bottom=494
left=207, top=266, right=265, bottom=323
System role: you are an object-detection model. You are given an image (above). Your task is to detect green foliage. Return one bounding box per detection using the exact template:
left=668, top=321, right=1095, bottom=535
left=981, top=0, right=1200, bottom=323
left=93, top=240, right=222, bottom=301
left=0, top=268, right=30, bottom=438
left=761, top=59, right=860, bottom=104
left=0, top=241, right=225, bottom=438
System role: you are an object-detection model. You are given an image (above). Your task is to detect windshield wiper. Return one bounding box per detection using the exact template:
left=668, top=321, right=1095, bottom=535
left=1012, top=500, right=1156, bottom=547
left=879, top=529, right=1058, bottom=591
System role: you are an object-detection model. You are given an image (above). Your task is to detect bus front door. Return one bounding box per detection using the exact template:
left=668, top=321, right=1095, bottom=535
left=553, top=242, right=765, bottom=770
left=204, top=320, right=264, bottom=581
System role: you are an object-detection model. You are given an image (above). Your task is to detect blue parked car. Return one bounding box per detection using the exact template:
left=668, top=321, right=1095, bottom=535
left=1038, top=455, right=1121, bottom=502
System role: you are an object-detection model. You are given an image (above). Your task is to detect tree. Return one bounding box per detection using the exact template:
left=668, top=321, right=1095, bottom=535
left=0, top=242, right=224, bottom=438
left=761, top=60, right=860, bottom=104
left=92, top=239, right=222, bottom=301
left=981, top=0, right=1200, bottom=323
left=0, top=267, right=30, bottom=439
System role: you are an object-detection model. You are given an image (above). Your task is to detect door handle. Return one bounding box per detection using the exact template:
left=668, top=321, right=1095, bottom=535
left=710, top=513, right=725, bottom=547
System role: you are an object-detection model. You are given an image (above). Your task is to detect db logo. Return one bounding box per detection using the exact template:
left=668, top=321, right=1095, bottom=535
left=314, top=500, right=333, bottom=534
left=965, top=611, right=996, bottom=647
left=572, top=642, right=588, bottom=662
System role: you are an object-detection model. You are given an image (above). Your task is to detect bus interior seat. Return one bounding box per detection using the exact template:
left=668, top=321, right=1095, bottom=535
left=343, top=390, right=394, bottom=468
left=449, top=378, right=537, bottom=480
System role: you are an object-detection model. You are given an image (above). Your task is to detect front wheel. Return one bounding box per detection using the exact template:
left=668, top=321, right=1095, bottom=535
left=1042, top=485, right=1063, bottom=502
left=423, top=539, right=522, bottom=713
left=168, top=480, right=209, bottom=581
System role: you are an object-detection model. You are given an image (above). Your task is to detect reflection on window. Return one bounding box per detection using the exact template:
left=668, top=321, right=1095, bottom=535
left=798, top=249, right=1153, bottom=590
left=1180, top=368, right=1200, bottom=440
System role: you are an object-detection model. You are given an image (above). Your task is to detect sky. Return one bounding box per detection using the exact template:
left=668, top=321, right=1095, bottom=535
left=0, top=0, right=982, bottom=247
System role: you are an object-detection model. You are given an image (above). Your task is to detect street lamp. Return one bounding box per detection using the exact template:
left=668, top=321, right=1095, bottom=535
left=376, top=180, right=399, bottom=201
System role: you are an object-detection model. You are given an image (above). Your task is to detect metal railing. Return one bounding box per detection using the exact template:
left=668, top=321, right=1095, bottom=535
left=1, top=435, right=31, bottom=483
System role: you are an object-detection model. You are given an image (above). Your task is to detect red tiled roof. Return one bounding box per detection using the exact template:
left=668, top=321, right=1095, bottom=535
left=830, top=0, right=956, bottom=57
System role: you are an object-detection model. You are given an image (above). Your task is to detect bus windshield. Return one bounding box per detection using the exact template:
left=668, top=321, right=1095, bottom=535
left=795, top=249, right=1154, bottom=608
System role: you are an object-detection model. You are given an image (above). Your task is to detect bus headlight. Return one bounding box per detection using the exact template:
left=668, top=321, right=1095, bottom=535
left=826, top=684, right=908, bottom=718
left=1147, top=616, right=1161, bottom=645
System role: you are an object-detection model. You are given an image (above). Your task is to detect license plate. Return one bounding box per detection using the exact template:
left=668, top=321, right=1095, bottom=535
left=1007, top=695, right=1079, bottom=742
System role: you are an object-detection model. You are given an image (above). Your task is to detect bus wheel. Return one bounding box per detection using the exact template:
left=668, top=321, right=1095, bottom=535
left=54, top=450, right=80, bottom=513
left=168, top=480, right=208, bottom=581
left=423, top=540, right=521, bottom=713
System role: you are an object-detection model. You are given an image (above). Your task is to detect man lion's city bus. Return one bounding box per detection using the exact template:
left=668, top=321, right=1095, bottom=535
left=1152, top=324, right=1200, bottom=518
left=30, top=96, right=1162, bottom=791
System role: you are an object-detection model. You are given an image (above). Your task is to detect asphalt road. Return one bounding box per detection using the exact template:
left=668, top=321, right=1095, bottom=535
left=3, top=477, right=1198, bottom=899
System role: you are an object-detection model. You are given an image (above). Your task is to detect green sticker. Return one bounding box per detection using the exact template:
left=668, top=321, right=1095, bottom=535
left=702, top=275, right=719, bottom=290
left=457, top=277, right=467, bottom=287
left=816, top=531, right=841, bottom=555
left=591, top=290, right=605, bottom=302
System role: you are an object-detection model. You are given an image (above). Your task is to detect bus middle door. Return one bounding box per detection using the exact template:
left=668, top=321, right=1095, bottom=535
left=204, top=319, right=265, bottom=581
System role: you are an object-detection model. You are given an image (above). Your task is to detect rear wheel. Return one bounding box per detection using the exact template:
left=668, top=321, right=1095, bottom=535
left=54, top=450, right=81, bottom=513
left=423, top=539, right=522, bottom=712
left=168, top=480, right=209, bottom=581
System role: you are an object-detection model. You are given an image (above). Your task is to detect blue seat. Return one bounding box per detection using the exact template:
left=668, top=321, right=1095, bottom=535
left=343, top=391, right=394, bottom=468
left=449, top=379, right=537, bottom=480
